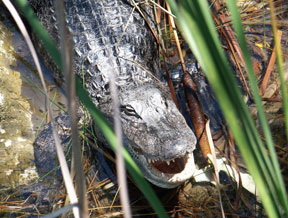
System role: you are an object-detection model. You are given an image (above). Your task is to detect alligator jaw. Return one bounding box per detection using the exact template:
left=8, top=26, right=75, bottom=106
left=129, top=145, right=195, bottom=188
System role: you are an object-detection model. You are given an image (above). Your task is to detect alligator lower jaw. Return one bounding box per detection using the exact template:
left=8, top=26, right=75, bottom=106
left=138, top=151, right=196, bottom=189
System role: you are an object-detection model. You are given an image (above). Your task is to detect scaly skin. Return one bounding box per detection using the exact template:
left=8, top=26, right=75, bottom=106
left=30, top=0, right=197, bottom=188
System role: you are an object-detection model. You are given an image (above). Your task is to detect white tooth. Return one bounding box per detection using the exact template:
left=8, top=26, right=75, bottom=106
left=171, top=159, right=175, bottom=163
left=151, top=159, right=155, bottom=163
left=162, top=173, right=165, bottom=177
left=147, top=159, right=151, bottom=163
left=166, top=161, right=170, bottom=165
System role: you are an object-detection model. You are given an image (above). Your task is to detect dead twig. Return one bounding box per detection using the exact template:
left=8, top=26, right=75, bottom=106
left=260, top=30, right=283, bottom=95
left=166, top=3, right=212, bottom=161
left=154, top=2, right=179, bottom=109
left=212, top=0, right=252, bottom=98
left=183, top=73, right=212, bottom=161
left=213, top=0, right=245, bottom=66
left=54, top=1, right=88, bottom=217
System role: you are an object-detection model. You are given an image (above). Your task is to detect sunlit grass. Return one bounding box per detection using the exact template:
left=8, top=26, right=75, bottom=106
left=166, top=0, right=288, bottom=217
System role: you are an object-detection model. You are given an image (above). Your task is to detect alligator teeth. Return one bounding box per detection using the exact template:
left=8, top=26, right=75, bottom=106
left=171, top=159, right=175, bottom=163
left=147, top=158, right=163, bottom=164
left=166, top=161, right=170, bottom=165
left=161, top=173, right=165, bottom=177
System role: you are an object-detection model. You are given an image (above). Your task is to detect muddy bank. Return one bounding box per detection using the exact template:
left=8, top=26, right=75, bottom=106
left=0, top=22, right=38, bottom=191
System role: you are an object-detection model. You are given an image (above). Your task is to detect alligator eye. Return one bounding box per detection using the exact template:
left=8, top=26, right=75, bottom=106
left=120, top=105, right=141, bottom=118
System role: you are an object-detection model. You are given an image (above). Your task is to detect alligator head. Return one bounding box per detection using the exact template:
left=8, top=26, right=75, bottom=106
left=119, top=83, right=197, bottom=188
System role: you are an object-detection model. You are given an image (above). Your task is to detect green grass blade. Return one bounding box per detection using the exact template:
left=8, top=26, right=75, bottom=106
left=226, top=0, right=288, bottom=213
left=267, top=0, right=288, bottom=210
left=166, top=0, right=288, bottom=217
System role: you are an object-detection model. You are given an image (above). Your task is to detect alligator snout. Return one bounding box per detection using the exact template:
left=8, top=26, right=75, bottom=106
left=120, top=84, right=197, bottom=188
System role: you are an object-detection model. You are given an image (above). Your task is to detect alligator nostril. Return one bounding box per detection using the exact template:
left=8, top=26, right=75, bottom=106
left=164, top=100, right=168, bottom=108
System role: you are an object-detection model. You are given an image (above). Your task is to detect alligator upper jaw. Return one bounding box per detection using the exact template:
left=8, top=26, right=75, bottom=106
left=135, top=149, right=196, bottom=189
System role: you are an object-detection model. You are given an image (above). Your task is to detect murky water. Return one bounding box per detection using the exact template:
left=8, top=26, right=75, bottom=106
left=0, top=20, right=38, bottom=191
left=11, top=25, right=66, bottom=128
left=0, top=9, right=66, bottom=192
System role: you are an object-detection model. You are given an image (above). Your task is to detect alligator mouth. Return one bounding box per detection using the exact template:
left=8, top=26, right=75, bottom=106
left=147, top=156, right=187, bottom=174
left=130, top=145, right=195, bottom=188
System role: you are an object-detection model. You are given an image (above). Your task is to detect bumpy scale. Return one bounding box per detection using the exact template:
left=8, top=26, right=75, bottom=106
left=30, top=0, right=197, bottom=188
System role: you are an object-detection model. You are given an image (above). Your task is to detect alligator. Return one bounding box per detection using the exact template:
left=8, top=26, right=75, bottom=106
left=28, top=0, right=197, bottom=188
